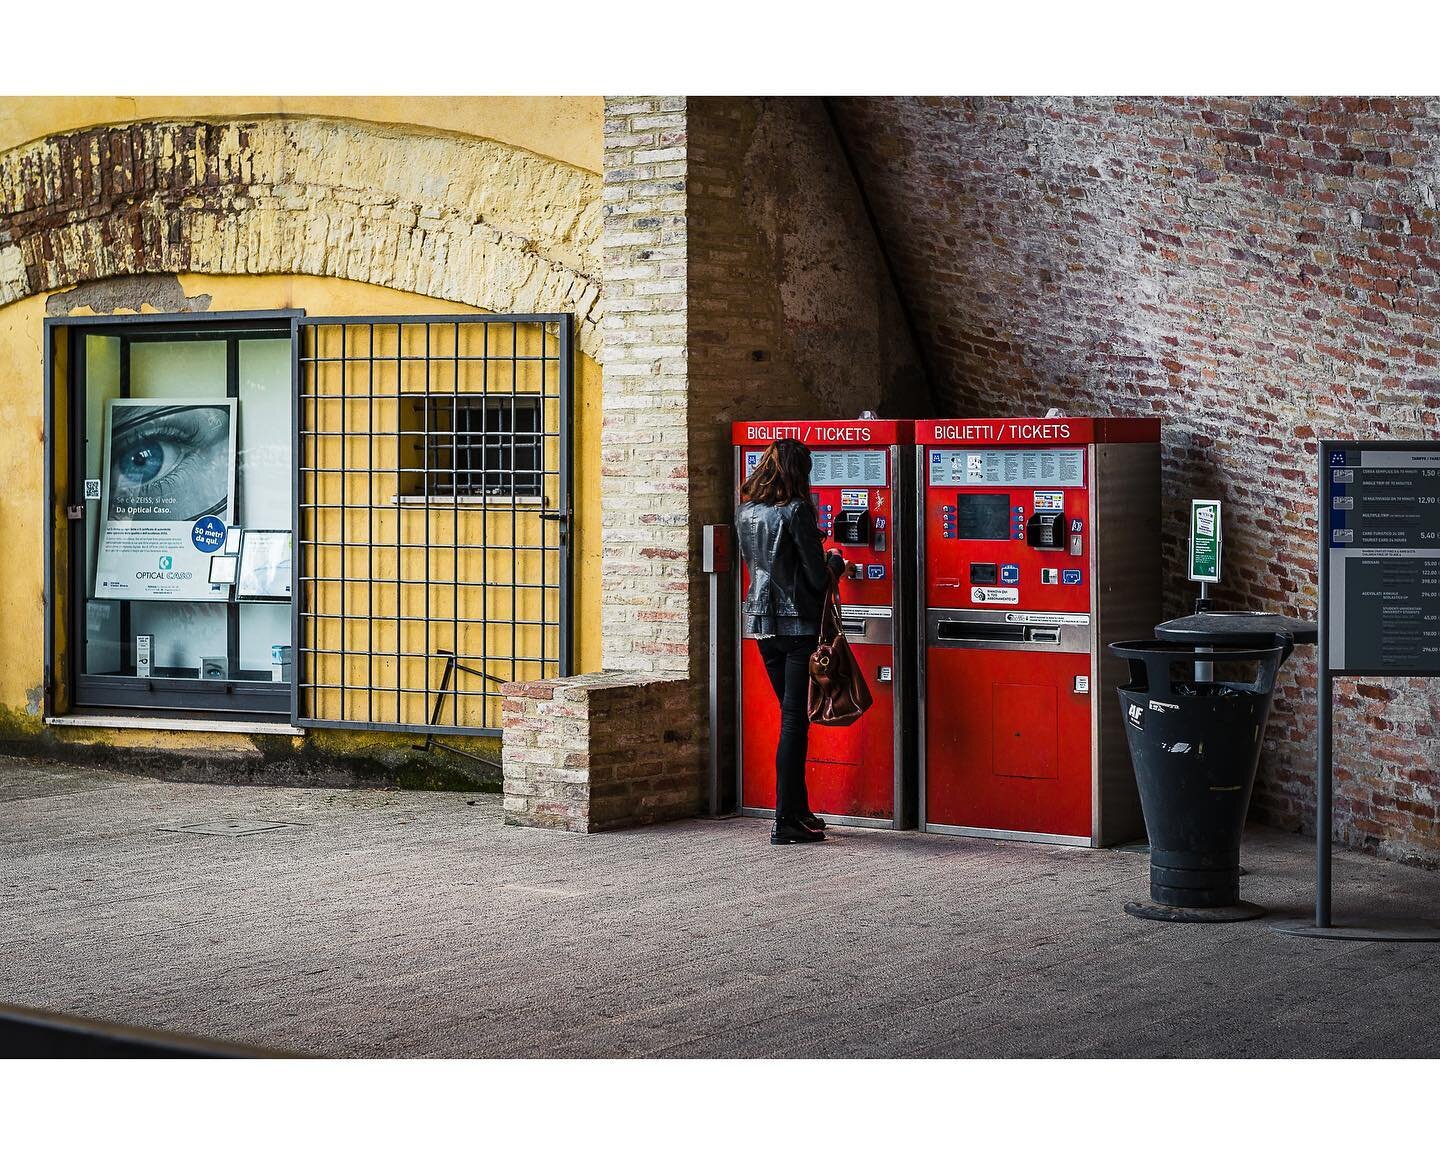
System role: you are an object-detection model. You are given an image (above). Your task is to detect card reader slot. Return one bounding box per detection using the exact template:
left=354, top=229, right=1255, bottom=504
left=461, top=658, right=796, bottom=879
left=1024, top=626, right=1061, bottom=644
left=936, top=621, right=1027, bottom=643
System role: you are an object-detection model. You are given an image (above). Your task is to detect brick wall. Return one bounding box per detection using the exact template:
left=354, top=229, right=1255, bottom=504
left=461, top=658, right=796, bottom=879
left=687, top=95, right=928, bottom=552
left=505, top=97, right=924, bottom=830
left=833, top=96, right=1440, bottom=864
left=599, top=97, right=692, bottom=676
left=599, top=96, right=926, bottom=680
left=514, top=97, right=708, bottom=833
left=686, top=97, right=926, bottom=809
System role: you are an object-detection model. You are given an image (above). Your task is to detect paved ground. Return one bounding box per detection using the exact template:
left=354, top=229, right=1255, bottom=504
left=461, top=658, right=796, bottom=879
left=3, top=755, right=1440, bottom=1058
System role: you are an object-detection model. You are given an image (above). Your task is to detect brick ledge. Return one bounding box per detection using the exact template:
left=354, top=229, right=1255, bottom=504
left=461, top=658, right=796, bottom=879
left=500, top=672, right=701, bottom=833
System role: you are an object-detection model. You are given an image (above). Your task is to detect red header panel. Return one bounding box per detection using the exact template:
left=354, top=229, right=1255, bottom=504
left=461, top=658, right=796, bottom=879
left=915, top=418, right=1159, bottom=447
left=733, top=420, right=912, bottom=447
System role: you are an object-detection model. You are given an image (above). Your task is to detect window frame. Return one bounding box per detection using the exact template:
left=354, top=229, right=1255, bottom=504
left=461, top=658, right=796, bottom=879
left=415, top=393, right=544, bottom=500
left=42, top=308, right=575, bottom=737
left=44, top=311, right=302, bottom=725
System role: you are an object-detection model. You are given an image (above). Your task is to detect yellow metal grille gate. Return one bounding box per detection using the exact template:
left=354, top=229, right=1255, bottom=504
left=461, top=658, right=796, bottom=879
left=293, top=314, right=572, bottom=735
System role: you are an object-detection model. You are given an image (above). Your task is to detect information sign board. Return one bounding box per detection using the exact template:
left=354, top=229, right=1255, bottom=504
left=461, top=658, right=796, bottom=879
left=1189, top=499, right=1221, bottom=583
left=1324, top=443, right=1440, bottom=675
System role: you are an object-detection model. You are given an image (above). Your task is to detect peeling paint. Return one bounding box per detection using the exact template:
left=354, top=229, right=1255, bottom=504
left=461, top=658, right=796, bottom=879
left=45, top=273, right=211, bottom=316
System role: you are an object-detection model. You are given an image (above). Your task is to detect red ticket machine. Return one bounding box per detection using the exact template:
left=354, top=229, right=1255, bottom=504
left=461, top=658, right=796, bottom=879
left=916, top=418, right=1161, bottom=846
left=733, top=420, right=915, bottom=828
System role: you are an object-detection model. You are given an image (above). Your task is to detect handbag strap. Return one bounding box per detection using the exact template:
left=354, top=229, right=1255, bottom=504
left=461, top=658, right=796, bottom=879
left=821, top=572, right=843, bottom=641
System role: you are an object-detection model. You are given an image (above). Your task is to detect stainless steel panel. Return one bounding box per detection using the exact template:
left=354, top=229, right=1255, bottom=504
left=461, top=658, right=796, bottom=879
left=914, top=444, right=929, bottom=831
left=839, top=606, right=894, bottom=647
left=1090, top=441, right=1161, bottom=846
left=888, top=441, right=916, bottom=829
left=921, top=822, right=1095, bottom=848
left=733, top=446, right=746, bottom=816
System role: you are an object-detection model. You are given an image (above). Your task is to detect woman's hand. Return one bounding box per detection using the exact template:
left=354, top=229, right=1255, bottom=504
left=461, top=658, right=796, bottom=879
left=825, top=548, right=846, bottom=579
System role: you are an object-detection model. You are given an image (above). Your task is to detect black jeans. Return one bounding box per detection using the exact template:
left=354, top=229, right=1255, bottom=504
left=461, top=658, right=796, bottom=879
left=757, top=633, right=818, bottom=822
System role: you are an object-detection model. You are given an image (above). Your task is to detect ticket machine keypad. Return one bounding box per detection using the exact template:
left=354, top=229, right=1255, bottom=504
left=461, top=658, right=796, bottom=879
left=816, top=485, right=891, bottom=607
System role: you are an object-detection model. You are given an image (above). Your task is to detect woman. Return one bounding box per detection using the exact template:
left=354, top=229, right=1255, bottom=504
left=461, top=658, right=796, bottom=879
left=736, top=438, right=846, bottom=845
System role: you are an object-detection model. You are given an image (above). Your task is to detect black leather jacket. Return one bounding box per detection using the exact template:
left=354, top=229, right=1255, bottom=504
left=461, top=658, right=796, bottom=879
left=736, top=498, right=844, bottom=638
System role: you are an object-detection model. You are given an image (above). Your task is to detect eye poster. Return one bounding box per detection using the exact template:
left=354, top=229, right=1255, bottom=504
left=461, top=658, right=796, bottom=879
left=94, top=398, right=238, bottom=601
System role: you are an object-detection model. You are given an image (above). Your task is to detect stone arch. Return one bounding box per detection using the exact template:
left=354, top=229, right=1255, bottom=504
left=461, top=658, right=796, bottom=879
left=0, top=116, right=602, bottom=355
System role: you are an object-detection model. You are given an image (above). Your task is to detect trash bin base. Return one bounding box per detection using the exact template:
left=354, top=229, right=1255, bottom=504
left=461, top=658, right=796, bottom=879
left=1151, top=877, right=1240, bottom=907
left=1125, top=899, right=1266, bottom=923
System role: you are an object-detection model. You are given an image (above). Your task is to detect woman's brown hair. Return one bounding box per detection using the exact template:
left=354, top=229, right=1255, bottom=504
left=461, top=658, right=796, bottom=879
left=740, top=438, right=812, bottom=505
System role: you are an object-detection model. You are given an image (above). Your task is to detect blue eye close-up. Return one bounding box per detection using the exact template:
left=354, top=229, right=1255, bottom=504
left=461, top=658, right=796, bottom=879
left=106, top=402, right=232, bottom=521
left=120, top=442, right=166, bottom=485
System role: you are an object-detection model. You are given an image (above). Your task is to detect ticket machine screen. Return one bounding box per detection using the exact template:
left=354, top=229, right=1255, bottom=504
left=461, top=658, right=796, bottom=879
left=955, top=494, right=1011, bottom=540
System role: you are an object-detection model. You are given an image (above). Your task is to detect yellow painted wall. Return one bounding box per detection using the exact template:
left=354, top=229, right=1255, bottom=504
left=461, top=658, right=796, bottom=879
left=0, top=273, right=601, bottom=754
left=0, top=96, right=602, bottom=173
left=0, top=95, right=602, bottom=764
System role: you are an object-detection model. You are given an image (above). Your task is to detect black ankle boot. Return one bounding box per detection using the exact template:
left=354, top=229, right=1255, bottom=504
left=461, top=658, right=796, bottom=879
left=771, top=818, right=825, bottom=844
left=801, top=812, right=826, bottom=831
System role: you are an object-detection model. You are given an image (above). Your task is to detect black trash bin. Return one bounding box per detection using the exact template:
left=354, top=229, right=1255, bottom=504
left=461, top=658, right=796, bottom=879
left=1108, top=640, right=1288, bottom=923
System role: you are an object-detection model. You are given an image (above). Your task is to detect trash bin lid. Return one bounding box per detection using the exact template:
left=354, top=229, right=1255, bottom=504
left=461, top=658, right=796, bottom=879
left=1154, top=610, right=1318, bottom=646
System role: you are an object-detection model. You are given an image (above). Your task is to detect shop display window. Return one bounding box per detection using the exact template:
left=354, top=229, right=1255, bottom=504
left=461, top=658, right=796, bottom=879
left=47, top=309, right=573, bottom=733
left=66, top=317, right=295, bottom=720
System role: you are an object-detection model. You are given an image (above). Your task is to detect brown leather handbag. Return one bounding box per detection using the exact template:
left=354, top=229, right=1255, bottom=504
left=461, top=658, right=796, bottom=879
left=808, top=576, right=873, bottom=726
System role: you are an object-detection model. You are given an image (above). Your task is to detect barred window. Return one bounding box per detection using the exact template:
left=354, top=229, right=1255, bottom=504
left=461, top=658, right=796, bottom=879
left=403, top=396, right=543, bottom=499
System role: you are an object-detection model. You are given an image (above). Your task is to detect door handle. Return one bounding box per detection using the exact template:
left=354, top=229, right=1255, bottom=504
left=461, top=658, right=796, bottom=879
left=538, top=508, right=570, bottom=544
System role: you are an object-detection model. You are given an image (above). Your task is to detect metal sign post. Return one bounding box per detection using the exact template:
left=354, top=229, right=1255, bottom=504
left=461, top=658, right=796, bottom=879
left=1274, top=440, right=1440, bottom=942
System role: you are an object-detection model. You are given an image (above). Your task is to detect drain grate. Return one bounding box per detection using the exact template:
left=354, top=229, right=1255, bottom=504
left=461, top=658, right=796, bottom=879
left=160, top=820, right=303, bottom=838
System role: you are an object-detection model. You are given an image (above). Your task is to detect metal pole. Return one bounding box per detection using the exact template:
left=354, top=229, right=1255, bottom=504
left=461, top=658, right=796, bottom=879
left=1316, top=440, right=1332, bottom=929
left=708, top=567, right=720, bottom=817
left=1196, top=580, right=1213, bottom=683
left=1317, top=664, right=1333, bottom=927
